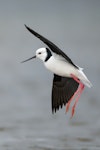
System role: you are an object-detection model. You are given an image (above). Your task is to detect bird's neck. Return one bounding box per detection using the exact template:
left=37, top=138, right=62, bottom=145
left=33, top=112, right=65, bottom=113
left=45, top=48, right=52, bottom=62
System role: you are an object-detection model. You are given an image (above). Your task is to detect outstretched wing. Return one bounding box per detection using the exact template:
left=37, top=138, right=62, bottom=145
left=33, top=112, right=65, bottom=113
left=52, top=74, right=79, bottom=113
left=25, top=25, right=78, bottom=68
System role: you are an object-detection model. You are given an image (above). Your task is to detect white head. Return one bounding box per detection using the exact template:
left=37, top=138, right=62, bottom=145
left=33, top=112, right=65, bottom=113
left=36, top=48, right=47, bottom=61
left=21, top=47, right=52, bottom=63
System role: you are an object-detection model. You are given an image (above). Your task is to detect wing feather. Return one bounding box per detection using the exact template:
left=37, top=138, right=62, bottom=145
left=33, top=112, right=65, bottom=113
left=52, top=74, right=79, bottom=113
left=25, top=25, right=78, bottom=68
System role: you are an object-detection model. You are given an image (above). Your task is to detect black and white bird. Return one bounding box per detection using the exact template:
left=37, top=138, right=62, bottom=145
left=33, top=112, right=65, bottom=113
left=22, top=25, right=92, bottom=117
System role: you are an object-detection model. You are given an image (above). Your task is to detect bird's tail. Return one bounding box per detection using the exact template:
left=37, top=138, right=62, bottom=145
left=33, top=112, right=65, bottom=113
left=78, top=68, right=92, bottom=88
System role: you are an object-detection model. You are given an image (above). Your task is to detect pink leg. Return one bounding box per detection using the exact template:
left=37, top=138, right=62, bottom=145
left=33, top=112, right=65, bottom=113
left=66, top=88, right=80, bottom=112
left=66, top=86, right=81, bottom=114
left=71, top=82, right=84, bottom=117
left=66, top=94, right=74, bottom=112
left=66, top=74, right=85, bottom=118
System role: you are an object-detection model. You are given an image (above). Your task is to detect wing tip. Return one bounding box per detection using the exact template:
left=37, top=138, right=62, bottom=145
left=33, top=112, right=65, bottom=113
left=52, top=107, right=56, bottom=114
left=24, top=24, right=26, bottom=27
left=52, top=104, right=64, bottom=114
left=24, top=24, right=29, bottom=30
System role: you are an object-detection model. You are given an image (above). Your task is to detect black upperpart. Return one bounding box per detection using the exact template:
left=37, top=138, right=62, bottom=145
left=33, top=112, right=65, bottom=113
left=45, top=48, right=52, bottom=62
left=52, top=74, right=79, bottom=113
left=25, top=25, right=78, bottom=69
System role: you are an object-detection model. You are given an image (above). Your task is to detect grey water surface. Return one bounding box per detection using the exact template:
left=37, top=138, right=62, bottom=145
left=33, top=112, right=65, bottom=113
left=0, top=0, right=100, bottom=150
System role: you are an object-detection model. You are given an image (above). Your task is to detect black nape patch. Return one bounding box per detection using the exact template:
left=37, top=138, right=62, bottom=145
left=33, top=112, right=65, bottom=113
left=45, top=48, right=52, bottom=62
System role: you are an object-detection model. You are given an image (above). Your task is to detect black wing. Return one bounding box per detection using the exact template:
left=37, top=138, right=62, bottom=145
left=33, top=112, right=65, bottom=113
left=52, top=74, right=79, bottom=113
left=25, top=25, right=78, bottom=68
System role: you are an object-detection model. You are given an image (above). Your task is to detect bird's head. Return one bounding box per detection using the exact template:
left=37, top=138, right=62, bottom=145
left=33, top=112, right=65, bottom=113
left=36, top=48, right=47, bottom=61
left=21, top=47, right=51, bottom=63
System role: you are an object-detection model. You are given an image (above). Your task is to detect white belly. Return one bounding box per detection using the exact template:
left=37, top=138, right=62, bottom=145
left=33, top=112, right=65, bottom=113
left=44, top=56, right=78, bottom=77
left=44, top=56, right=92, bottom=87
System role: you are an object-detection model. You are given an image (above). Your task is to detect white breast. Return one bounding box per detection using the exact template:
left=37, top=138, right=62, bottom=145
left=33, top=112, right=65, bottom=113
left=44, top=56, right=78, bottom=77
left=44, top=55, right=92, bottom=87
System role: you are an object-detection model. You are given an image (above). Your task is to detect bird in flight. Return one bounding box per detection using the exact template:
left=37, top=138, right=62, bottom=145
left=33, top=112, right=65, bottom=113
left=22, top=25, right=92, bottom=117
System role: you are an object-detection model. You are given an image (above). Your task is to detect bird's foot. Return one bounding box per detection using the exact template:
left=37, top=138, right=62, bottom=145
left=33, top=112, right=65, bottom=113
left=66, top=74, right=85, bottom=118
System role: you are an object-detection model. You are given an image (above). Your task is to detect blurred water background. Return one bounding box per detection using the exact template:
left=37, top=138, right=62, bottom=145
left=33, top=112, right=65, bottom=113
left=0, top=0, right=100, bottom=149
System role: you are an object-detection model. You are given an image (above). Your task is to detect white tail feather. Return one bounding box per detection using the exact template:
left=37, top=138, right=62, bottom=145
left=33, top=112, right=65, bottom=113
left=78, top=69, right=92, bottom=88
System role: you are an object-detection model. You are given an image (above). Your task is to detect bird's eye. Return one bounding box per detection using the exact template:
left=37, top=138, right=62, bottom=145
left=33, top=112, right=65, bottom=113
left=38, top=52, right=41, bottom=54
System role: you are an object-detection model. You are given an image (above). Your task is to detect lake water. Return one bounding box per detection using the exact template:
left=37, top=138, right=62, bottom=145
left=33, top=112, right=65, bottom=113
left=0, top=1, right=100, bottom=149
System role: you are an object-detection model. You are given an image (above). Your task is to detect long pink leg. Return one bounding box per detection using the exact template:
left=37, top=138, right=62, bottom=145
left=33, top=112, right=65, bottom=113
left=71, top=83, right=84, bottom=117
left=71, top=74, right=85, bottom=117
left=66, top=74, right=85, bottom=117
left=66, top=88, right=81, bottom=112
left=66, top=74, right=82, bottom=112
left=66, top=94, right=74, bottom=112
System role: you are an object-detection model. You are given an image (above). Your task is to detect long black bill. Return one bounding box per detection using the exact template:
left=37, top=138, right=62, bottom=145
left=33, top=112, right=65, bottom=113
left=21, top=55, right=36, bottom=63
